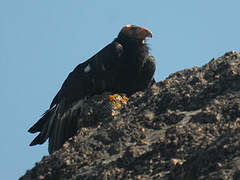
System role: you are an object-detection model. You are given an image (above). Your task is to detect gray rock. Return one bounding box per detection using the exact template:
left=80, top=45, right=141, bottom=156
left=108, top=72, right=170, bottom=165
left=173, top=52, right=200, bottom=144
left=20, top=51, right=240, bottom=180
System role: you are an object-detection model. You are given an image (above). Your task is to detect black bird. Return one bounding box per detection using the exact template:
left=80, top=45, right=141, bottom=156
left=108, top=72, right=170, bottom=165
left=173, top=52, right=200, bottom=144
left=28, top=25, right=156, bottom=153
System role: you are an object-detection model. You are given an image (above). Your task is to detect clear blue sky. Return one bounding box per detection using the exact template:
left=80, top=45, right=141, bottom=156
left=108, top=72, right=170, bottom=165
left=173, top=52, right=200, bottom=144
left=1, top=1, right=240, bottom=179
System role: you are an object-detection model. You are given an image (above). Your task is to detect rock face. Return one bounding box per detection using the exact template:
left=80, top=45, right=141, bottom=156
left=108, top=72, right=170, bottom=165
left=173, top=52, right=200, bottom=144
left=20, top=51, right=240, bottom=180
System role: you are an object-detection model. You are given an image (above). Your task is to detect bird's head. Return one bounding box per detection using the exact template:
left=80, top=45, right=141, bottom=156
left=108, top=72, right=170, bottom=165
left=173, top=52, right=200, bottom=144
left=118, top=25, right=152, bottom=44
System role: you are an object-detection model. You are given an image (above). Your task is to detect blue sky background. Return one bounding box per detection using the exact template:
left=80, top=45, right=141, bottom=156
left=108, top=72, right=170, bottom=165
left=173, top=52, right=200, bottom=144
left=1, top=1, right=240, bottom=179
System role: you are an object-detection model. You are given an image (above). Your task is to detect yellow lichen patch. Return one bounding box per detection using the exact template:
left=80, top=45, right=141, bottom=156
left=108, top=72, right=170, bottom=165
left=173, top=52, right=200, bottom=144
left=109, top=94, right=129, bottom=109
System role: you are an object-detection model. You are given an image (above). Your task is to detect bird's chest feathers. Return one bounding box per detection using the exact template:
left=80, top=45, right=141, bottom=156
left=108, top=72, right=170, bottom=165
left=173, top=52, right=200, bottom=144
left=121, top=51, right=147, bottom=74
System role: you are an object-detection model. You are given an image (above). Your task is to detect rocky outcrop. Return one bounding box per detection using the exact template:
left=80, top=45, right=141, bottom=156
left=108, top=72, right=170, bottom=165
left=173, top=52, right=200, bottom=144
left=20, top=51, right=240, bottom=180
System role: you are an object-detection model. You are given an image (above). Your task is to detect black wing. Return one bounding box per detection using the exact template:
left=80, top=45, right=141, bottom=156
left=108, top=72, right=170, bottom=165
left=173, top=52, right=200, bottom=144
left=28, top=41, right=123, bottom=153
left=50, top=41, right=123, bottom=108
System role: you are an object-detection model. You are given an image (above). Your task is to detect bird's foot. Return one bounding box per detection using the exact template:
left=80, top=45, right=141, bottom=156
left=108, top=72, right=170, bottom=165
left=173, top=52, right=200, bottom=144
left=108, top=94, right=129, bottom=109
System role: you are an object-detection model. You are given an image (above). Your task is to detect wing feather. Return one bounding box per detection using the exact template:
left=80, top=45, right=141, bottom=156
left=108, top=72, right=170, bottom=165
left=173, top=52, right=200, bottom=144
left=50, top=42, right=123, bottom=108
left=29, top=41, right=123, bottom=153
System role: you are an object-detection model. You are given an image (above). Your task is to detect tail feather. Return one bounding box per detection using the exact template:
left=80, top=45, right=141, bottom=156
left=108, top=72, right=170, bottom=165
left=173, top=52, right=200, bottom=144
left=28, top=109, right=53, bottom=133
left=28, top=106, right=57, bottom=146
left=29, top=132, right=48, bottom=146
left=29, top=100, right=79, bottom=153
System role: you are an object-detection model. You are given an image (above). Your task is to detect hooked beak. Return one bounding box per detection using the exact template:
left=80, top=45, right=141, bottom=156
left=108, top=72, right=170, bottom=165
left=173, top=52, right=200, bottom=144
left=138, top=26, right=152, bottom=39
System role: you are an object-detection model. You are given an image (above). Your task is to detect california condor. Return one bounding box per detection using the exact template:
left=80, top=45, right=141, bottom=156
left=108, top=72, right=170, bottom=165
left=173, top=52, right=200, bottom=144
left=28, top=25, right=156, bottom=153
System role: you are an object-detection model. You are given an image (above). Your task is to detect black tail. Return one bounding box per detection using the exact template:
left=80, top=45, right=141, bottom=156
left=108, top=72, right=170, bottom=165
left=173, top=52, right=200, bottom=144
left=29, top=100, right=80, bottom=153
left=28, top=106, right=56, bottom=146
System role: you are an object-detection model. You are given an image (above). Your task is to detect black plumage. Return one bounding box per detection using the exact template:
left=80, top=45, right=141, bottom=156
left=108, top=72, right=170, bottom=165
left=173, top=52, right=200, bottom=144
left=28, top=25, right=156, bottom=153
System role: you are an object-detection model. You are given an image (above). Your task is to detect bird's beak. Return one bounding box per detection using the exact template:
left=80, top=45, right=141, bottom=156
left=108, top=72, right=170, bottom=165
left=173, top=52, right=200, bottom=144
left=139, top=27, right=152, bottom=39
left=137, top=27, right=152, bottom=44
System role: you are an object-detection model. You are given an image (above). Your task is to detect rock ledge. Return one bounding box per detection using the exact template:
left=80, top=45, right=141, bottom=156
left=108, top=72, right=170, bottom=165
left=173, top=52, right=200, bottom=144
left=20, top=51, right=240, bottom=180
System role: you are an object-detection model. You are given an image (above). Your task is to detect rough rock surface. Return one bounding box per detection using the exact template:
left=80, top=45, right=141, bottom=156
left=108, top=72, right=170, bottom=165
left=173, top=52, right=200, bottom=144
left=20, top=51, right=240, bottom=180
